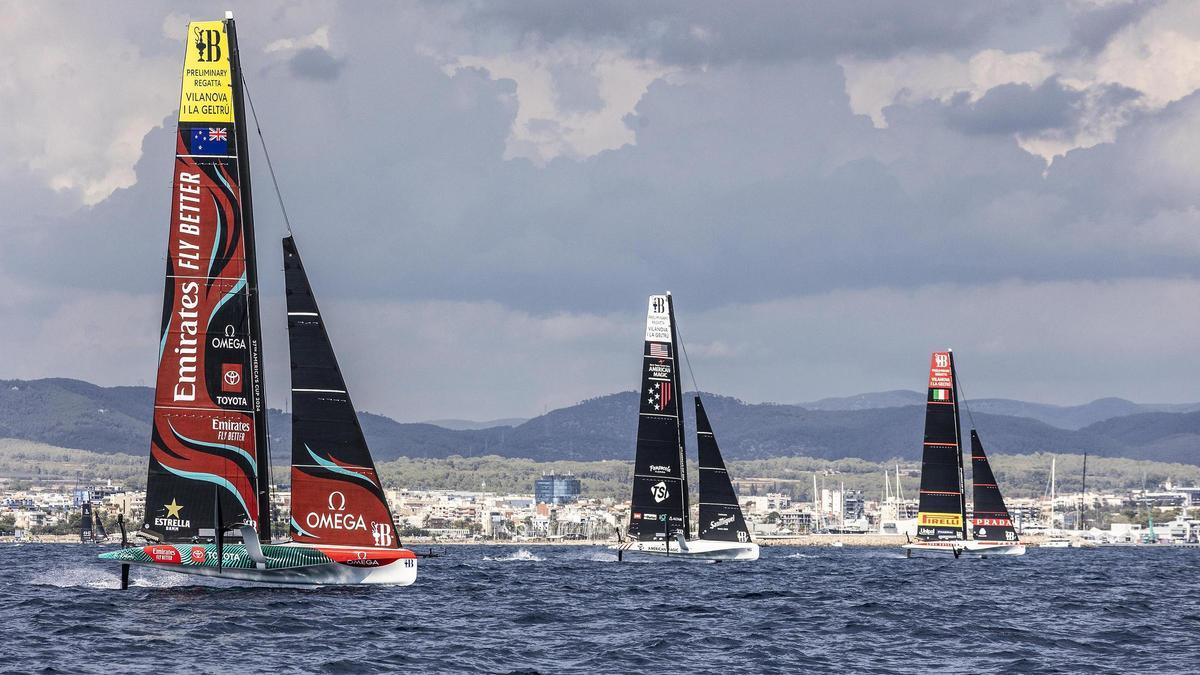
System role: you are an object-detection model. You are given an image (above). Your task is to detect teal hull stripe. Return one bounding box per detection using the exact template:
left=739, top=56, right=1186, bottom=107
left=168, top=421, right=256, bottom=475
left=159, top=464, right=250, bottom=516
left=205, top=273, right=246, bottom=331
left=291, top=517, right=319, bottom=539
left=307, top=445, right=374, bottom=485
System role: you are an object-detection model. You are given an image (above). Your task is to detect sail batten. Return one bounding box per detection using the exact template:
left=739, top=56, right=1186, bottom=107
left=143, top=17, right=266, bottom=543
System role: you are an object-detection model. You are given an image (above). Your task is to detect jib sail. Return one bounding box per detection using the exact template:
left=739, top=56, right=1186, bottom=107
left=915, top=351, right=967, bottom=542
left=695, top=396, right=751, bottom=543
left=284, top=236, right=399, bottom=548
left=970, top=430, right=1019, bottom=544
left=627, top=294, right=690, bottom=542
left=143, top=16, right=271, bottom=543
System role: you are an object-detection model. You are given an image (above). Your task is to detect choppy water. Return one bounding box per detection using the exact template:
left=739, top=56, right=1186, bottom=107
left=1, top=543, right=1196, bottom=673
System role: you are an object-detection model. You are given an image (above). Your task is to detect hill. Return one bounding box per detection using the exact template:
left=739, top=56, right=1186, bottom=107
left=800, top=390, right=1200, bottom=430
left=1, top=378, right=1198, bottom=465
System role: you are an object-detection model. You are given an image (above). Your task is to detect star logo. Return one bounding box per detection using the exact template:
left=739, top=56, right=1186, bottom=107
left=165, top=499, right=184, bottom=519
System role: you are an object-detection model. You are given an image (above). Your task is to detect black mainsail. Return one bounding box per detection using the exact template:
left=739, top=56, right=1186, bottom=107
left=627, top=294, right=690, bottom=542
left=283, top=236, right=399, bottom=549
left=695, top=397, right=751, bottom=543
left=970, top=430, right=1019, bottom=544
left=143, top=15, right=269, bottom=543
left=915, top=350, right=967, bottom=542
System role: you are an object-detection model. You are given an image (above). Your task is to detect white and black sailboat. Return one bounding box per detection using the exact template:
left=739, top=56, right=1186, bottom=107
left=903, top=350, right=1025, bottom=557
left=100, top=13, right=416, bottom=585
left=613, top=294, right=758, bottom=561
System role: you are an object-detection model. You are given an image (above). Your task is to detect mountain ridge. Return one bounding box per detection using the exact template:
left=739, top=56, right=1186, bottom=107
left=2, top=378, right=1198, bottom=465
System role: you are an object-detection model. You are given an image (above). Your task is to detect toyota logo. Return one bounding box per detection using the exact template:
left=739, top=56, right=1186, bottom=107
left=223, top=370, right=241, bottom=387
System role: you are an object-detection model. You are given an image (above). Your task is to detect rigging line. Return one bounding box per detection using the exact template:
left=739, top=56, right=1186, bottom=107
left=954, top=356, right=978, bottom=429
left=241, top=74, right=294, bottom=237
left=673, top=318, right=701, bottom=396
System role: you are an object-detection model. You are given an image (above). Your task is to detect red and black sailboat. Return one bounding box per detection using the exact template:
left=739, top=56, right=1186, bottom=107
left=100, top=12, right=416, bottom=585
left=613, top=293, right=758, bottom=561
left=903, top=350, right=1025, bottom=557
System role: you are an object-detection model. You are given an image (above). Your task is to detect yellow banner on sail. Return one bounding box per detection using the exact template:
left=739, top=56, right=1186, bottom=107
left=917, top=512, right=963, bottom=528
left=179, top=20, right=233, bottom=123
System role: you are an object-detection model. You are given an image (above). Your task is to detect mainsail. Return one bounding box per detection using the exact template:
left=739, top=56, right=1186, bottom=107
left=915, top=351, right=967, bottom=542
left=283, top=236, right=399, bottom=548
left=627, top=294, right=690, bottom=541
left=970, top=430, right=1019, bottom=543
left=143, top=16, right=271, bottom=543
left=80, top=503, right=93, bottom=543
left=695, top=397, right=751, bottom=543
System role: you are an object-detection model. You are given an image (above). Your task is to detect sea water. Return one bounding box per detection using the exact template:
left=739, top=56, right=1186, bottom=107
left=1, top=543, right=1195, bottom=673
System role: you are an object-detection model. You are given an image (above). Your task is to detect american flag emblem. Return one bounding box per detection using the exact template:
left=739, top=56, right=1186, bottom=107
left=207, top=128, right=228, bottom=141
left=649, top=343, right=670, bottom=358
left=646, top=380, right=672, bottom=411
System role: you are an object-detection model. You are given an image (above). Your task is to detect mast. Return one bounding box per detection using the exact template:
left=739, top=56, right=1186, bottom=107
left=951, top=353, right=967, bottom=540
left=695, top=396, right=751, bottom=543
left=1080, top=452, right=1088, bottom=532
left=142, top=15, right=265, bottom=543
left=225, top=12, right=273, bottom=538
left=666, top=294, right=690, bottom=536
left=1050, top=456, right=1057, bottom=530
left=626, top=294, right=689, bottom=542
left=915, top=350, right=967, bottom=542
left=284, top=236, right=399, bottom=548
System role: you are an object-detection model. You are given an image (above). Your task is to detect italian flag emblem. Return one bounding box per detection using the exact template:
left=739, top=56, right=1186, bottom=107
left=931, top=389, right=950, bottom=401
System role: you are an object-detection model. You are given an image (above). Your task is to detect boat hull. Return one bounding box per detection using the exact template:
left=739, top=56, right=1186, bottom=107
left=903, top=540, right=1027, bottom=556
left=99, top=542, right=418, bottom=585
left=612, top=539, right=760, bottom=561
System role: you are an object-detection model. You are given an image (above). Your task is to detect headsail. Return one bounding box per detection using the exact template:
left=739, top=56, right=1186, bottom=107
left=627, top=294, right=690, bottom=542
left=284, top=236, right=399, bottom=548
left=915, top=351, right=967, bottom=542
left=143, top=16, right=270, bottom=543
left=695, top=397, right=751, bottom=543
left=970, top=430, right=1018, bottom=543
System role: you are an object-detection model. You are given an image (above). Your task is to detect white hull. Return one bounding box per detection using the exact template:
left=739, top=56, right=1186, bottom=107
left=612, top=538, right=760, bottom=561
left=903, top=540, right=1027, bottom=557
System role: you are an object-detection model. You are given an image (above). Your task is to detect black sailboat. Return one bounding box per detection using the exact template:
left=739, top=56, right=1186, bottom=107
left=904, top=350, right=1025, bottom=556
left=615, top=293, right=758, bottom=561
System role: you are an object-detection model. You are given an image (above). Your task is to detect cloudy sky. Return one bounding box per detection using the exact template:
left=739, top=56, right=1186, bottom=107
left=3, top=1, right=1200, bottom=420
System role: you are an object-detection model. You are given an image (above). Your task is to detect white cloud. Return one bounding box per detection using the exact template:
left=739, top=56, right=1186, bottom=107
left=0, top=5, right=178, bottom=205
left=445, top=42, right=671, bottom=164
left=264, top=26, right=331, bottom=53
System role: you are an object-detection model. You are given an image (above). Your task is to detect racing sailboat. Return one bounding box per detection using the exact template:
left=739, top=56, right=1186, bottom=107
left=99, top=13, right=416, bottom=585
left=612, top=293, right=758, bottom=561
left=903, top=350, right=1025, bottom=557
